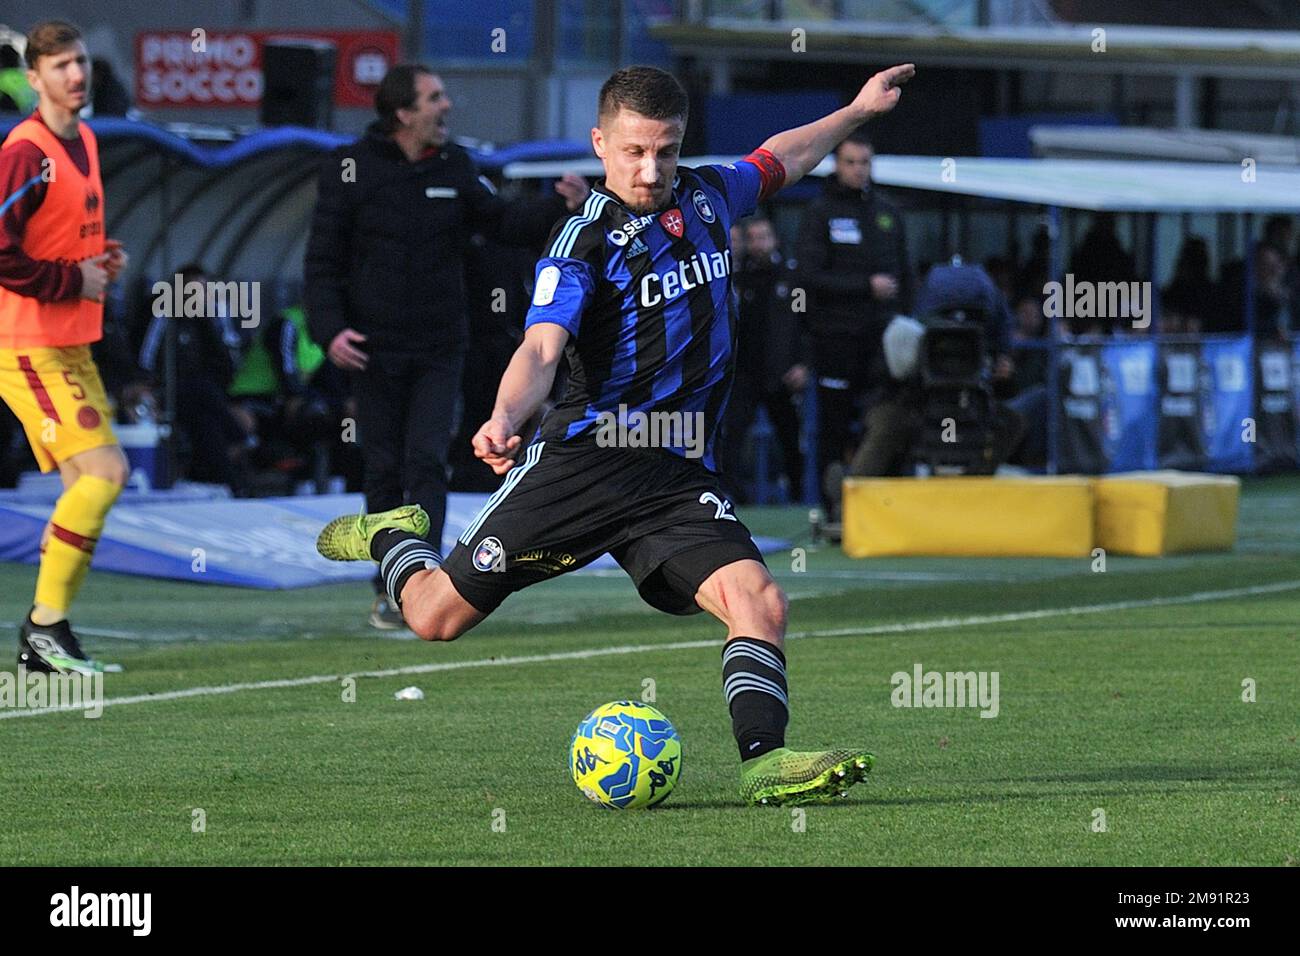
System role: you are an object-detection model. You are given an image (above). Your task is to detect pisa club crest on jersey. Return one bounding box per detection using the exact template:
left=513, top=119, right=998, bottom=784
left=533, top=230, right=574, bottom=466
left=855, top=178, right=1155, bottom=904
left=473, top=536, right=504, bottom=572
left=692, top=189, right=716, bottom=223
left=659, top=208, right=684, bottom=238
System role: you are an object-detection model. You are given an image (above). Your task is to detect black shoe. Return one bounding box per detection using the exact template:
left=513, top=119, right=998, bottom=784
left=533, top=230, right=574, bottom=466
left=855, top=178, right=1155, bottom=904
left=17, top=613, right=120, bottom=674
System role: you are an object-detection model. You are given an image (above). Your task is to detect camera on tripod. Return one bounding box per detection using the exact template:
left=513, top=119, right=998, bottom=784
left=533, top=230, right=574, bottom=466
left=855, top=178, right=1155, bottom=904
left=912, top=314, right=1001, bottom=474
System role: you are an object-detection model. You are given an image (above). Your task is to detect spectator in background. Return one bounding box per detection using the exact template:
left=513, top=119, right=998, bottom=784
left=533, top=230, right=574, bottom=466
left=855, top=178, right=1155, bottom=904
left=1068, top=212, right=1137, bottom=336
left=1252, top=242, right=1293, bottom=342
left=228, top=302, right=359, bottom=494
left=139, top=262, right=250, bottom=491
left=1262, top=214, right=1293, bottom=260
left=1007, top=290, right=1049, bottom=395
left=1261, top=214, right=1300, bottom=321
left=1004, top=289, right=1050, bottom=468
left=729, top=222, right=746, bottom=308
left=1161, top=236, right=1213, bottom=334
left=720, top=216, right=806, bottom=503
left=1218, top=239, right=1294, bottom=339
left=304, top=63, right=588, bottom=629
left=795, top=129, right=910, bottom=516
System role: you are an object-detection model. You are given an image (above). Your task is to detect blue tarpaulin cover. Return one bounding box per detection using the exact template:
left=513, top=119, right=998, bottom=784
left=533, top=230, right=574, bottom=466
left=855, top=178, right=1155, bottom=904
left=0, top=492, right=788, bottom=590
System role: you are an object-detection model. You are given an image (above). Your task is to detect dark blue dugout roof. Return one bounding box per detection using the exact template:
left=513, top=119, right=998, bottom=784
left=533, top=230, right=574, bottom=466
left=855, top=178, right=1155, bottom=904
left=0, top=117, right=589, bottom=289
left=1, top=116, right=589, bottom=169
left=54, top=118, right=351, bottom=166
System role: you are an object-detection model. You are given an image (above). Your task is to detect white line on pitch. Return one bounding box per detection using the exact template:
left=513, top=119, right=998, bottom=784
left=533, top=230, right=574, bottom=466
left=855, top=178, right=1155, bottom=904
left=2, top=578, right=1298, bottom=720
left=0, top=622, right=134, bottom=638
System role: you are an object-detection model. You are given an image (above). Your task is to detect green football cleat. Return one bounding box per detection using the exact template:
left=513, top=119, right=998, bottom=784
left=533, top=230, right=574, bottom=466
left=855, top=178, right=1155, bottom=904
left=315, top=505, right=431, bottom=562
left=740, top=747, right=874, bottom=807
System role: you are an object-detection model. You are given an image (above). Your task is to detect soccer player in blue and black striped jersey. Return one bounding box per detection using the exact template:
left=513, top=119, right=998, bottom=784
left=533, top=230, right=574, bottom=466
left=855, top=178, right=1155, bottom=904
left=318, top=62, right=915, bottom=806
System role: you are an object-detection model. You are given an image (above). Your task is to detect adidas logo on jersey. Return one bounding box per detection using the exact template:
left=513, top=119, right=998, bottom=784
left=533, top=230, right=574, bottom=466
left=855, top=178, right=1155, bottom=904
left=627, top=236, right=649, bottom=258
left=607, top=213, right=655, bottom=247
left=639, top=248, right=731, bottom=308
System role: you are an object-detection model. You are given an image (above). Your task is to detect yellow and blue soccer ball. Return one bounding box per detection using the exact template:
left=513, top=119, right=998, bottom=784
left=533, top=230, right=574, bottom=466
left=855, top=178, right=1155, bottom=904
left=569, top=700, right=683, bottom=809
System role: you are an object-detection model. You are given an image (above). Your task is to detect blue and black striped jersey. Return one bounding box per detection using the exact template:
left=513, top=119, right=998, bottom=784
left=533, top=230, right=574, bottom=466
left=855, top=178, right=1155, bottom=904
left=525, top=151, right=784, bottom=471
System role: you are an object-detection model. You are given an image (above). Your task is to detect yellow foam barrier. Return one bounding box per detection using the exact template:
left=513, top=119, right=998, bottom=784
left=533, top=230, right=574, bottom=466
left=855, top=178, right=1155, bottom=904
left=842, top=476, right=1095, bottom=558
left=1093, top=471, right=1239, bottom=556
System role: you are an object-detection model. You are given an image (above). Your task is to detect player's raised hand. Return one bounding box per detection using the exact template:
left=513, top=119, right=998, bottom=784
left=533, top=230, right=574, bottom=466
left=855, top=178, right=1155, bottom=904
left=473, top=417, right=523, bottom=475
left=554, top=172, right=591, bottom=212
left=852, top=63, right=915, bottom=120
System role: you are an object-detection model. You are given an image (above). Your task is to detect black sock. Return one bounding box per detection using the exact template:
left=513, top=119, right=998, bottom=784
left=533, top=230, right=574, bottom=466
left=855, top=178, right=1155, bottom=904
left=722, top=637, right=789, bottom=761
left=371, top=530, right=442, bottom=607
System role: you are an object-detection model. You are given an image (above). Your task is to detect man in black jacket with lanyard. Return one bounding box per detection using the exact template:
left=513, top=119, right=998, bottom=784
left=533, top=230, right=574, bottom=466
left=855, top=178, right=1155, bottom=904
left=306, top=64, right=588, bottom=628
left=795, top=130, right=910, bottom=517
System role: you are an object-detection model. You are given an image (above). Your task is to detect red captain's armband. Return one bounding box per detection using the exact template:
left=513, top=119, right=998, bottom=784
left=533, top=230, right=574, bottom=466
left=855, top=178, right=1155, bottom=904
left=742, top=147, right=787, bottom=201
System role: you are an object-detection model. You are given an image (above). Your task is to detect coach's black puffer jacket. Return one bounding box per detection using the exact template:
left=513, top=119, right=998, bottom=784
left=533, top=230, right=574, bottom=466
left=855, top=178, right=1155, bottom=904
left=794, top=178, right=913, bottom=341
left=304, top=122, right=567, bottom=356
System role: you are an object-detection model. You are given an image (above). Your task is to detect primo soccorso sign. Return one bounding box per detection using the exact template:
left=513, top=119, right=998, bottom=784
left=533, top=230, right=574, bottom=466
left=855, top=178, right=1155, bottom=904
left=134, top=29, right=399, bottom=108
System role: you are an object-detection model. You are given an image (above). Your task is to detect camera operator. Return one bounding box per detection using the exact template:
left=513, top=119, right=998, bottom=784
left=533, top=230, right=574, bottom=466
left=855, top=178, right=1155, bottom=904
left=848, top=257, right=1017, bottom=478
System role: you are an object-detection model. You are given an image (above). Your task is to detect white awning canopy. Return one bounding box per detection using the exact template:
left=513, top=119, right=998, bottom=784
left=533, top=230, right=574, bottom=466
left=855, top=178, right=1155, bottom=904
left=503, top=154, right=1300, bottom=213
left=1029, top=125, right=1300, bottom=165
left=869, top=155, right=1300, bottom=212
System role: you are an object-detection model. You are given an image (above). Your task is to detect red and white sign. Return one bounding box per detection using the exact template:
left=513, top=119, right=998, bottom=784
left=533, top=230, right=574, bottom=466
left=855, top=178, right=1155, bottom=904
left=135, top=30, right=400, bottom=108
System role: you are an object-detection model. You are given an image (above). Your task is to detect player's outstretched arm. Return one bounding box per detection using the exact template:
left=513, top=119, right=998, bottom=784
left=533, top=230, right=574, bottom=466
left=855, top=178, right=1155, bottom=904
left=472, top=322, right=570, bottom=475
left=759, top=63, right=914, bottom=189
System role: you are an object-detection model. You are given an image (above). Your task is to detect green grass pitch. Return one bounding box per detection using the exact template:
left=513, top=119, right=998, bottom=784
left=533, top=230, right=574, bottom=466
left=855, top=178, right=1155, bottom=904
left=1, top=477, right=1297, bottom=866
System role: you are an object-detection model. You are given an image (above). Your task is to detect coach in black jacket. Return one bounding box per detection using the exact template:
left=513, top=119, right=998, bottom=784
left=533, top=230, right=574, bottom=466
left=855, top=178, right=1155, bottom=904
left=794, top=130, right=910, bottom=512
left=305, top=64, right=588, bottom=628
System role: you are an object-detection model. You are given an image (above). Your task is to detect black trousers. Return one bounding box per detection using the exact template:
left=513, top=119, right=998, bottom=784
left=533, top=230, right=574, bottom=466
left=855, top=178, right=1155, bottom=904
left=352, top=349, right=465, bottom=589
left=812, top=333, right=872, bottom=509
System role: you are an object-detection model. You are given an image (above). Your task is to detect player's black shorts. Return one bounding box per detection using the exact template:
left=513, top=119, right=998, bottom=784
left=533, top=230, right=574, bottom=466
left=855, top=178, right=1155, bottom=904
left=442, top=435, right=764, bottom=616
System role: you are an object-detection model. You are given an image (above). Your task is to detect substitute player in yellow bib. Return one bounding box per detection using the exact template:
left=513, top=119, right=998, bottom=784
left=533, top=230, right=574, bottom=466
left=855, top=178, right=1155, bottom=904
left=0, top=21, right=130, bottom=674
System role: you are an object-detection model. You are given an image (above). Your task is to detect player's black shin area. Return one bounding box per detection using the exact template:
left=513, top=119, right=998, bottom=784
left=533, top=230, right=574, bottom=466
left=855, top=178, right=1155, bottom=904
left=372, top=530, right=442, bottom=608
left=722, top=637, right=789, bottom=761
